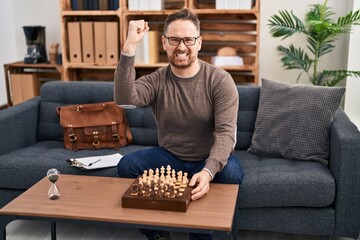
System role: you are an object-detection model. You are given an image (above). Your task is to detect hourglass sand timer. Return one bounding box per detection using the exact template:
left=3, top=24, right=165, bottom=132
left=47, top=168, right=60, bottom=200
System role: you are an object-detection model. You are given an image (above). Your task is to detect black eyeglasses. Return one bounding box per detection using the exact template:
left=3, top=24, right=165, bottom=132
left=165, top=36, right=200, bottom=46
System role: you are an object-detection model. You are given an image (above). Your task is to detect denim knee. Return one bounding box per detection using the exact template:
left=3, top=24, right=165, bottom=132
left=213, top=155, right=244, bottom=184
left=117, top=155, right=137, bottom=178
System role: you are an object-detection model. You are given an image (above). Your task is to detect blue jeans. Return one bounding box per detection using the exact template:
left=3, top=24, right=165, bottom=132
left=117, top=147, right=244, bottom=240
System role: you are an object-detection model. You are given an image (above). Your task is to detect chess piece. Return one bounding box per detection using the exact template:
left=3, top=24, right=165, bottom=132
left=131, top=183, right=139, bottom=195
left=47, top=168, right=60, bottom=200
left=143, top=180, right=151, bottom=196
left=160, top=166, right=165, bottom=181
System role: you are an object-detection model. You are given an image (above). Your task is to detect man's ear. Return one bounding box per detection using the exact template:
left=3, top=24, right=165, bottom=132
left=197, top=36, right=202, bottom=51
left=161, top=35, right=167, bottom=51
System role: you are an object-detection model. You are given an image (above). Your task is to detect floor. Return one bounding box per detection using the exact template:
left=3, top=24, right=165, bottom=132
left=4, top=220, right=359, bottom=240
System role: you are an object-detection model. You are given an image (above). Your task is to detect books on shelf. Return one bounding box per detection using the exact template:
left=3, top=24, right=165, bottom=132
left=216, top=0, right=254, bottom=9
left=128, top=0, right=164, bottom=10
left=71, top=0, right=119, bottom=10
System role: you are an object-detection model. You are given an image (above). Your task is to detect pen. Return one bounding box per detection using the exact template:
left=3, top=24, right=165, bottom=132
left=87, top=159, right=101, bottom=166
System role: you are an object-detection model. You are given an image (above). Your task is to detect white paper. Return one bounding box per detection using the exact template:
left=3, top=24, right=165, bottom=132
left=70, top=153, right=122, bottom=170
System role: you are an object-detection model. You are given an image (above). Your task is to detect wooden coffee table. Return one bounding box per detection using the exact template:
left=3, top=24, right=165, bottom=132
left=0, top=175, right=239, bottom=240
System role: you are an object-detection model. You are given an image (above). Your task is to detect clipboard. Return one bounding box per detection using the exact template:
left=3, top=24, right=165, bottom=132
left=67, top=153, right=122, bottom=170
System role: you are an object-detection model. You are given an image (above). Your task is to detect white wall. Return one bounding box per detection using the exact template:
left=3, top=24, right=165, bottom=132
left=344, top=0, right=360, bottom=129
left=0, top=0, right=61, bottom=106
left=0, top=0, right=357, bottom=112
left=0, top=1, right=17, bottom=106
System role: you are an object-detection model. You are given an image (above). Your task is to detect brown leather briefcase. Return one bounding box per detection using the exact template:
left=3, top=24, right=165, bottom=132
left=57, top=102, right=133, bottom=151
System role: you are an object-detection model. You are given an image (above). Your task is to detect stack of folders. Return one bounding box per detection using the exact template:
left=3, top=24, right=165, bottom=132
left=67, top=21, right=119, bottom=64
left=128, top=0, right=164, bottom=10
left=71, top=0, right=119, bottom=10
left=215, top=0, right=255, bottom=9
left=135, top=31, right=160, bottom=64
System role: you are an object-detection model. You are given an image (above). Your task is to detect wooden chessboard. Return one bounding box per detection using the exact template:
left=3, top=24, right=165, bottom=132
left=122, top=166, right=193, bottom=212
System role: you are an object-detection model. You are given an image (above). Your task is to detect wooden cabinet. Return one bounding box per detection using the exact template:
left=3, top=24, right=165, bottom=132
left=59, top=0, right=259, bottom=84
left=4, top=61, right=63, bottom=107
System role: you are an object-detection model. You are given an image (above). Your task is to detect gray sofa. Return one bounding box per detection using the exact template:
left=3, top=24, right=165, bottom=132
left=0, top=81, right=359, bottom=239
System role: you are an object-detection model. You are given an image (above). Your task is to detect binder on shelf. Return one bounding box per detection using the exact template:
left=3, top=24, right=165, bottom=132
left=215, top=0, right=254, bottom=9
left=94, top=22, right=106, bottom=64
left=83, top=0, right=90, bottom=10
left=113, top=0, right=119, bottom=10
left=228, top=0, right=240, bottom=9
left=134, top=37, right=145, bottom=64
left=215, top=0, right=227, bottom=9
left=149, top=0, right=164, bottom=10
left=239, top=0, right=254, bottom=9
left=73, top=0, right=85, bottom=10
left=128, top=0, right=139, bottom=10
left=99, top=0, right=108, bottom=10
left=71, top=0, right=78, bottom=10
left=68, top=22, right=83, bottom=63
left=92, top=0, right=100, bottom=10
left=81, top=21, right=95, bottom=63
left=146, top=31, right=159, bottom=64
left=138, top=0, right=150, bottom=10
left=135, top=31, right=159, bottom=64
left=109, top=0, right=119, bottom=10
left=105, top=22, right=119, bottom=64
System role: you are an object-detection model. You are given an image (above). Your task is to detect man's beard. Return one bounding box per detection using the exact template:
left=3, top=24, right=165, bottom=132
left=168, top=48, right=196, bottom=69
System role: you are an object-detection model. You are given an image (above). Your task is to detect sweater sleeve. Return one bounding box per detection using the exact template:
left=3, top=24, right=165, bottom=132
left=114, top=53, right=157, bottom=107
left=204, top=73, right=239, bottom=177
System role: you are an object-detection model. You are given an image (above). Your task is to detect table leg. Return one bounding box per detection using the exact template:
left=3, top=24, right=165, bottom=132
left=0, top=216, right=16, bottom=240
left=0, top=228, right=5, bottom=240
left=232, top=207, right=238, bottom=240
left=232, top=185, right=240, bottom=240
left=51, top=221, right=56, bottom=240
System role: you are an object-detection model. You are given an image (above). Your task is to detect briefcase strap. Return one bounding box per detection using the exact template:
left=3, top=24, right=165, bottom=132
left=111, top=122, right=120, bottom=150
left=67, top=125, right=78, bottom=151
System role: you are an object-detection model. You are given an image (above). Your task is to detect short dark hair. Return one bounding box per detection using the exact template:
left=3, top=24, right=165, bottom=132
left=164, top=8, right=200, bottom=35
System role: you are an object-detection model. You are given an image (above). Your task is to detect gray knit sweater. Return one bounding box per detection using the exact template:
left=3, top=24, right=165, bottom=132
left=114, top=54, right=239, bottom=177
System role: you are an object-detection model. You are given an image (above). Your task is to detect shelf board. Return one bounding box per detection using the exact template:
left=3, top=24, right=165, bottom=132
left=193, top=9, right=258, bottom=15
left=65, top=63, right=117, bottom=69
left=61, top=10, right=118, bottom=17
left=123, top=10, right=175, bottom=16
left=135, top=62, right=168, bottom=68
left=64, top=62, right=255, bottom=71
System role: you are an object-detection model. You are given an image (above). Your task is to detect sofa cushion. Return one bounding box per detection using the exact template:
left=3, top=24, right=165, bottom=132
left=236, top=150, right=335, bottom=208
left=235, top=86, right=259, bottom=150
left=248, top=78, right=345, bottom=165
left=0, top=140, right=152, bottom=190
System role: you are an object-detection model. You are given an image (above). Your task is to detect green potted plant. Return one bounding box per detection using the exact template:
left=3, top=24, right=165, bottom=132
left=268, top=0, right=360, bottom=86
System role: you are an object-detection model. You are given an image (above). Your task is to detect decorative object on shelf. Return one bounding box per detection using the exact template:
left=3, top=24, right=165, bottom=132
left=47, top=168, right=60, bottom=200
left=212, top=46, right=244, bottom=67
left=268, top=0, right=360, bottom=86
left=23, top=26, right=47, bottom=64
left=49, top=42, right=60, bottom=64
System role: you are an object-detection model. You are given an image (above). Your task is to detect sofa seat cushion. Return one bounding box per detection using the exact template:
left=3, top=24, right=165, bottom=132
left=0, top=141, right=151, bottom=190
left=236, top=150, right=335, bottom=208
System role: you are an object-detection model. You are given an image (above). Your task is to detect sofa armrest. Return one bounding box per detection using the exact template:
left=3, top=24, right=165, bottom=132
left=0, top=97, right=40, bottom=155
left=329, top=108, right=360, bottom=238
